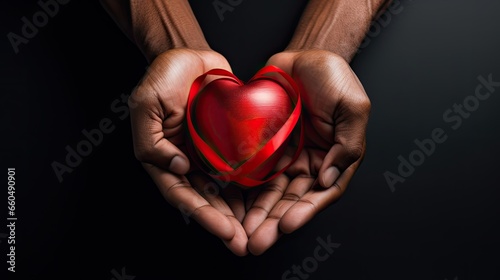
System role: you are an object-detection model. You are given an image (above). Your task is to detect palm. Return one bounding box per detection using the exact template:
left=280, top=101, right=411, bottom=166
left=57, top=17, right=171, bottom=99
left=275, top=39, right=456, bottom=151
left=241, top=50, right=371, bottom=255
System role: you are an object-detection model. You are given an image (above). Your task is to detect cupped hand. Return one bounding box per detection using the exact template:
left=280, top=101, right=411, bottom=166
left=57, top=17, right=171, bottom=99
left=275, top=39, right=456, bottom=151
left=128, top=48, right=248, bottom=256
left=243, top=50, right=371, bottom=255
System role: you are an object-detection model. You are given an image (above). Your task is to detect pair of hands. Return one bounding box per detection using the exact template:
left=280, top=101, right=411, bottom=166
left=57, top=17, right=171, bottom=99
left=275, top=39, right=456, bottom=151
left=129, top=47, right=370, bottom=256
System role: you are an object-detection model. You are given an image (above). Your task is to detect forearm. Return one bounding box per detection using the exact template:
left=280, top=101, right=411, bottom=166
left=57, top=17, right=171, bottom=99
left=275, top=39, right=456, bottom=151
left=100, top=0, right=210, bottom=63
left=286, top=0, right=392, bottom=62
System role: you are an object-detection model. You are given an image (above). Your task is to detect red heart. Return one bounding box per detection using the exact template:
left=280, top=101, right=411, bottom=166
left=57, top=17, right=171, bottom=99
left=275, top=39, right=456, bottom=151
left=186, top=66, right=303, bottom=188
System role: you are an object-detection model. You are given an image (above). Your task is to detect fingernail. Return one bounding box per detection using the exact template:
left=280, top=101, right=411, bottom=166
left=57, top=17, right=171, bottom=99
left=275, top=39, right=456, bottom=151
left=169, top=156, right=189, bottom=174
left=321, top=166, right=340, bottom=188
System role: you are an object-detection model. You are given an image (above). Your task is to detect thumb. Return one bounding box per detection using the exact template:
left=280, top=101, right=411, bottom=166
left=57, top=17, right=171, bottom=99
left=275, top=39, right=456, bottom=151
left=129, top=93, right=190, bottom=175
left=317, top=106, right=368, bottom=188
left=318, top=138, right=366, bottom=188
left=137, top=137, right=191, bottom=175
left=317, top=73, right=371, bottom=188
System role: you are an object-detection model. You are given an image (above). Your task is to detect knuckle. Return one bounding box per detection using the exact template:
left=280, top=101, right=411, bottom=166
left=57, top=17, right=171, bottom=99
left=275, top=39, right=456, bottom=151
left=344, top=143, right=364, bottom=164
left=346, top=94, right=371, bottom=121
left=355, top=95, right=372, bottom=115
left=133, top=146, right=155, bottom=163
left=128, top=87, right=155, bottom=109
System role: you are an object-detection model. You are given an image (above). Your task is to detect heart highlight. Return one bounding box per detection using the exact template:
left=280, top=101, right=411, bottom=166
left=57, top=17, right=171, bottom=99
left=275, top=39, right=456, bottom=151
left=186, top=65, right=304, bottom=188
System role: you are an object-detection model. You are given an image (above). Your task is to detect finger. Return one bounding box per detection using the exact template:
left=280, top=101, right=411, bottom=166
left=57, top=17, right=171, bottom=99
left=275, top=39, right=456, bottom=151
left=244, top=187, right=260, bottom=212
left=242, top=175, right=289, bottom=237
left=189, top=174, right=249, bottom=256
left=188, top=173, right=233, bottom=215
left=220, top=184, right=246, bottom=223
left=281, top=159, right=361, bottom=233
left=318, top=114, right=368, bottom=188
left=222, top=216, right=249, bottom=257
left=129, top=89, right=191, bottom=175
left=189, top=173, right=246, bottom=224
left=143, top=164, right=235, bottom=241
left=247, top=217, right=282, bottom=256
left=248, top=176, right=314, bottom=255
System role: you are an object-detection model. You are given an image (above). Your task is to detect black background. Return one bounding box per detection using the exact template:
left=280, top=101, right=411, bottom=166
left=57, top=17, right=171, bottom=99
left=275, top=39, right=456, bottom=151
left=1, top=0, right=500, bottom=279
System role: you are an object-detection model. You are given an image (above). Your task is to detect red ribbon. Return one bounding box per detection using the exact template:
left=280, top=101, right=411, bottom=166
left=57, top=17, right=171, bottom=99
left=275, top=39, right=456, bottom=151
left=186, top=65, right=304, bottom=187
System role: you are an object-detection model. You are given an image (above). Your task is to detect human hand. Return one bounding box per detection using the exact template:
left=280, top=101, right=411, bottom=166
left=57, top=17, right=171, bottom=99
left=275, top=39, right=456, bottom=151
left=129, top=48, right=249, bottom=256
left=243, top=50, right=371, bottom=255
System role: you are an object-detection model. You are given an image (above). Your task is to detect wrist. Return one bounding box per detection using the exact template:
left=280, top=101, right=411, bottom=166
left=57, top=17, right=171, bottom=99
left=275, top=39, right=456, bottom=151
left=285, top=0, right=391, bottom=62
left=130, top=0, right=211, bottom=62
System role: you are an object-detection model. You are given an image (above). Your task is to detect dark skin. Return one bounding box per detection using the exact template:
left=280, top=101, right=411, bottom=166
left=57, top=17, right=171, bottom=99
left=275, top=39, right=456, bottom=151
left=100, top=0, right=391, bottom=256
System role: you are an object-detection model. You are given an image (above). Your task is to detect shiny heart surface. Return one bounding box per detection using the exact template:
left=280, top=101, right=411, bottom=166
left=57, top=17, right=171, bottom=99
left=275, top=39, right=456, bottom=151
left=186, top=66, right=303, bottom=188
left=194, top=78, right=292, bottom=163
